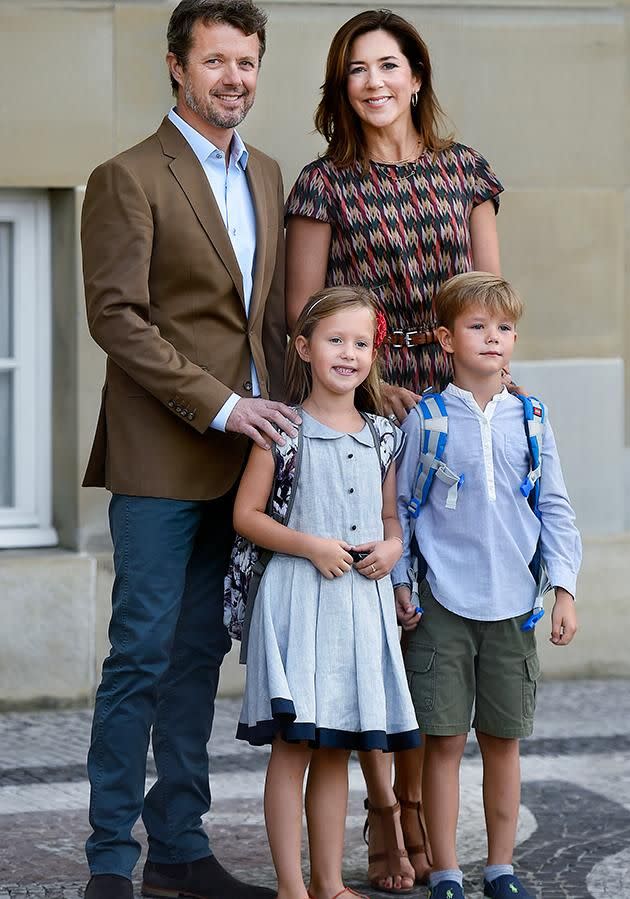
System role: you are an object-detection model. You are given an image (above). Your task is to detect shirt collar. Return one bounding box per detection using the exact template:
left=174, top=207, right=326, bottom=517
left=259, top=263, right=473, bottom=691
left=444, top=382, right=508, bottom=417
left=300, top=409, right=375, bottom=446
left=168, top=107, right=249, bottom=170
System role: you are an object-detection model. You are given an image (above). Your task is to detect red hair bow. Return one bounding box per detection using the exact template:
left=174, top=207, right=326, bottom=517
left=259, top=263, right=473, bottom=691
left=374, top=311, right=387, bottom=348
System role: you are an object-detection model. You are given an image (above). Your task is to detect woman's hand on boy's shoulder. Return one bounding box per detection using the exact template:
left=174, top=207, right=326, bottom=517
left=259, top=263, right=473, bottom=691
left=549, top=587, right=578, bottom=646
left=381, top=382, right=422, bottom=423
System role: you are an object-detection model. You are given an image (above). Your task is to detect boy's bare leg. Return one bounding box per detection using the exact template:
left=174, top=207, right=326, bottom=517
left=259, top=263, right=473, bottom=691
left=358, top=750, right=415, bottom=891
left=422, top=733, right=468, bottom=870
left=476, top=731, right=520, bottom=864
left=306, top=748, right=352, bottom=899
left=264, top=738, right=312, bottom=899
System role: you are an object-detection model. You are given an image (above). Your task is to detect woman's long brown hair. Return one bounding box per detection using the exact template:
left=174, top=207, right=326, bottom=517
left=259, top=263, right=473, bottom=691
left=315, top=8, right=453, bottom=170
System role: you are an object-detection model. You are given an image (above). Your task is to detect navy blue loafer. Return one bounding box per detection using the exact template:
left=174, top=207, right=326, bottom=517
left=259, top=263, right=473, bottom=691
left=428, top=882, right=465, bottom=899
left=484, top=873, right=534, bottom=898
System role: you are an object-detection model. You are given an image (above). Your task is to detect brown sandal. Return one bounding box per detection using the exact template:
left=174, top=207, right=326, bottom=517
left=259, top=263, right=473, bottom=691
left=397, top=796, right=433, bottom=885
left=362, top=799, right=415, bottom=893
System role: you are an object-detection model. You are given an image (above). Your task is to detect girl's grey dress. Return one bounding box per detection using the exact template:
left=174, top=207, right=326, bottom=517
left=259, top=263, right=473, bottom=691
left=237, top=411, right=420, bottom=751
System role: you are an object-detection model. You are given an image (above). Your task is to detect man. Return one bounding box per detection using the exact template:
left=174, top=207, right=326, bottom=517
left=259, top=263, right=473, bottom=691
left=81, top=3, right=298, bottom=897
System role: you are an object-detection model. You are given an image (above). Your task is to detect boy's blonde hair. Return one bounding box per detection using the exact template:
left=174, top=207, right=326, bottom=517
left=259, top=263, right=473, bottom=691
left=285, top=286, right=383, bottom=414
left=435, top=272, right=524, bottom=332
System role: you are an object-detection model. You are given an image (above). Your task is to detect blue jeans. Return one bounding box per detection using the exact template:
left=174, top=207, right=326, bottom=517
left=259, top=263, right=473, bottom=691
left=86, top=493, right=234, bottom=877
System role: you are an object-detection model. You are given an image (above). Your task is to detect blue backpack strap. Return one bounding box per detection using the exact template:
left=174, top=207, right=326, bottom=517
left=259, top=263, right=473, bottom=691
left=513, top=394, right=552, bottom=630
left=408, top=394, right=463, bottom=518
left=515, top=394, right=545, bottom=515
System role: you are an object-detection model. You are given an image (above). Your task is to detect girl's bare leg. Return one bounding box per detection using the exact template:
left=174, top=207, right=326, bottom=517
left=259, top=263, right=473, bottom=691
left=305, top=748, right=352, bottom=898
left=392, top=744, right=431, bottom=882
left=476, top=731, right=520, bottom=865
left=358, top=750, right=415, bottom=891
left=264, top=738, right=312, bottom=899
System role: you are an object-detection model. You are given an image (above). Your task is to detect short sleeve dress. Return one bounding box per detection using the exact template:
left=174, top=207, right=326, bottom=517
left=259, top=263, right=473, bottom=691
left=237, top=411, right=421, bottom=751
left=285, top=143, right=503, bottom=393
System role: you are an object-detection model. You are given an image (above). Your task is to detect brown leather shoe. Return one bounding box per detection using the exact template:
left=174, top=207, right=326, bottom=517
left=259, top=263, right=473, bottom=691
left=85, top=875, right=134, bottom=899
left=141, top=855, right=275, bottom=899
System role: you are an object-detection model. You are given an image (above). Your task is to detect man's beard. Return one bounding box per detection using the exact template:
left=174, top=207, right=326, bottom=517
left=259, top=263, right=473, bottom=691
left=184, top=80, right=254, bottom=130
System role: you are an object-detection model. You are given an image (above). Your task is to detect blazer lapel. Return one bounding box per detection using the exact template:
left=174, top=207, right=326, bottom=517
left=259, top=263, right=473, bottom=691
left=245, top=151, right=269, bottom=323
left=158, top=118, right=245, bottom=304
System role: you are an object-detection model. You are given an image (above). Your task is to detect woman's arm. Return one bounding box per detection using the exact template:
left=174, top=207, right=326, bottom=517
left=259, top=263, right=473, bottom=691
left=470, top=199, right=501, bottom=275
left=233, top=443, right=353, bottom=579
left=285, top=215, right=332, bottom=332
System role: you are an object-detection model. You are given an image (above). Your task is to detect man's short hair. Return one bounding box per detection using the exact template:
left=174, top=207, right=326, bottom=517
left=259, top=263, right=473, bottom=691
left=167, top=0, right=268, bottom=95
left=435, top=272, right=524, bottom=332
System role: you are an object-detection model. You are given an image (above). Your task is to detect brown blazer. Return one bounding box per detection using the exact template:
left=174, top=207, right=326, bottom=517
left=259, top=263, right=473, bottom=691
left=81, top=117, right=287, bottom=500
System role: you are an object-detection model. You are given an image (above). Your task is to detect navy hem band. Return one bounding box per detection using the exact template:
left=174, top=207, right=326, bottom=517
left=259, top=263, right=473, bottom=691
left=237, top=698, right=421, bottom=751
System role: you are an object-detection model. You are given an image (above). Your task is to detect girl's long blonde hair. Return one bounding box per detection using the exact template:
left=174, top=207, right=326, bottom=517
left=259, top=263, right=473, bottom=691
left=285, top=286, right=384, bottom=414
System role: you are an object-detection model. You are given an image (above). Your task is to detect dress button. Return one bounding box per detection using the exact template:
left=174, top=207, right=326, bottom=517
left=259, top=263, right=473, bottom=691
left=350, top=525, right=357, bottom=531
left=348, top=487, right=354, bottom=494
left=243, top=380, right=252, bottom=391
left=347, top=453, right=353, bottom=459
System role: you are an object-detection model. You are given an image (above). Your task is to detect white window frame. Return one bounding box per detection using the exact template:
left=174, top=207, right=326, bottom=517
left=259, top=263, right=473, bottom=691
left=0, top=191, right=57, bottom=548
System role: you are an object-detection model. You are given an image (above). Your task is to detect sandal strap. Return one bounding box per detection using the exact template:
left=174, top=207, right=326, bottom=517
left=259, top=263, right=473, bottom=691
left=363, top=797, right=410, bottom=877
left=396, top=795, right=433, bottom=867
left=368, top=849, right=408, bottom=863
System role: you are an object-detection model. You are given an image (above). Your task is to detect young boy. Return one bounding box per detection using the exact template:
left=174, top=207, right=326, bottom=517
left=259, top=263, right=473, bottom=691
left=392, top=272, right=581, bottom=899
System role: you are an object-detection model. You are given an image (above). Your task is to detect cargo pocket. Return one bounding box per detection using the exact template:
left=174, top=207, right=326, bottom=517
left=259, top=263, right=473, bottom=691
left=406, top=643, right=437, bottom=714
left=522, top=651, right=540, bottom=720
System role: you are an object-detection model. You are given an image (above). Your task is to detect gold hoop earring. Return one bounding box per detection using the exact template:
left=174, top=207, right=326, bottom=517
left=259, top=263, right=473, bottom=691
left=411, top=91, right=419, bottom=108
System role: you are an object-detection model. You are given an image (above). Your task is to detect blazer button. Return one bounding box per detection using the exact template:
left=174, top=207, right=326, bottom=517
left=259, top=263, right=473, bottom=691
left=168, top=400, right=174, bottom=408
left=175, top=406, right=182, bottom=414
left=188, top=413, right=194, bottom=420
left=243, top=380, right=252, bottom=391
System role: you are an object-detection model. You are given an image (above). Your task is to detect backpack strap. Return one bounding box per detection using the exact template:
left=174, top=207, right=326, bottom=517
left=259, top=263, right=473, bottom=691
left=513, top=394, right=552, bottom=630
left=515, top=394, right=545, bottom=516
left=361, top=412, right=397, bottom=481
left=408, top=393, right=463, bottom=518
left=239, top=412, right=302, bottom=661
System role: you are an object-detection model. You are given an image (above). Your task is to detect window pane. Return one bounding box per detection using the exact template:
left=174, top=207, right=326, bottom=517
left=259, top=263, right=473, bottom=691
left=0, top=370, right=13, bottom=506
left=0, top=222, right=13, bottom=357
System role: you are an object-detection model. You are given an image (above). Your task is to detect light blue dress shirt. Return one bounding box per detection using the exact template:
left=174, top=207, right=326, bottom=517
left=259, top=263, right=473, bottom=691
left=392, top=383, right=582, bottom=621
left=168, top=107, right=258, bottom=431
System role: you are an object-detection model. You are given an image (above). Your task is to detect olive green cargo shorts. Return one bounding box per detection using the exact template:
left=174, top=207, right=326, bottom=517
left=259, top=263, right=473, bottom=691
left=403, top=580, right=540, bottom=739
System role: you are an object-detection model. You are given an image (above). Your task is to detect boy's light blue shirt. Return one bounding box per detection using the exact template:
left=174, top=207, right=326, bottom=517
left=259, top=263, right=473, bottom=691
left=392, top=383, right=582, bottom=621
left=168, top=107, right=258, bottom=431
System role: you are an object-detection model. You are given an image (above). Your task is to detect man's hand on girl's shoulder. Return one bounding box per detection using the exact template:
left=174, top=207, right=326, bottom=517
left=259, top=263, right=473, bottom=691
left=226, top=398, right=302, bottom=449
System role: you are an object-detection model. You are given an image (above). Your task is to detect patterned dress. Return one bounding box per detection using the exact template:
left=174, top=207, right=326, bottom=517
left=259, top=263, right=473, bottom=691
left=286, top=143, right=503, bottom=393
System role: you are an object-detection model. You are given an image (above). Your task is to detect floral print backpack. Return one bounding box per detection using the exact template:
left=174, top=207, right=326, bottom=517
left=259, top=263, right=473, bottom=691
left=223, top=409, right=399, bottom=661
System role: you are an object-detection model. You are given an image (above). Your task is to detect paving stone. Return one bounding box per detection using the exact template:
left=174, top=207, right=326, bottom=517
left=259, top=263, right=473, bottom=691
left=1, top=681, right=630, bottom=898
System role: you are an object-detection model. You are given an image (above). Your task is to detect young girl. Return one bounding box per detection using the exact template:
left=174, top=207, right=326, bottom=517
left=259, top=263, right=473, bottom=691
left=234, top=287, right=420, bottom=899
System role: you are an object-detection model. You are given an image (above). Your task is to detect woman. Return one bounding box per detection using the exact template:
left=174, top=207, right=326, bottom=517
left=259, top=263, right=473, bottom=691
left=285, top=8, right=503, bottom=894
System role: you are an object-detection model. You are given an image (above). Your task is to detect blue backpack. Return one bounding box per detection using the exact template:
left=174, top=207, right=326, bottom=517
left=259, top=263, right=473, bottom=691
left=406, top=392, right=551, bottom=630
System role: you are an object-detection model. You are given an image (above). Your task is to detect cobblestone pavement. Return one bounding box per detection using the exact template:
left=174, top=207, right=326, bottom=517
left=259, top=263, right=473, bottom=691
left=1, top=680, right=629, bottom=899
